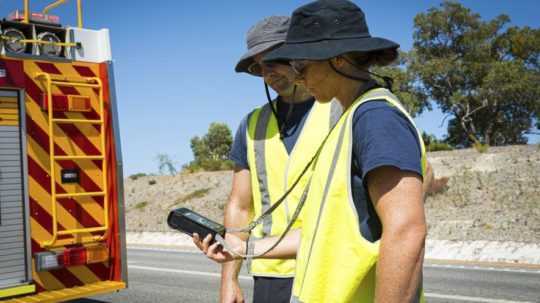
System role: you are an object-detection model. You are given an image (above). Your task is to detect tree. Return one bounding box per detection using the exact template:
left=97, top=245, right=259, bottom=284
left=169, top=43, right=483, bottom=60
left=411, top=1, right=540, bottom=147
left=186, top=122, right=234, bottom=171
left=421, top=132, right=453, bottom=152
left=156, top=153, right=177, bottom=175
left=373, top=51, right=429, bottom=117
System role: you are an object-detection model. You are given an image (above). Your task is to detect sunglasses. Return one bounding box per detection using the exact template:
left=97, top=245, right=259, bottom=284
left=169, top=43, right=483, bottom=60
left=247, top=61, right=282, bottom=76
left=290, top=60, right=310, bottom=80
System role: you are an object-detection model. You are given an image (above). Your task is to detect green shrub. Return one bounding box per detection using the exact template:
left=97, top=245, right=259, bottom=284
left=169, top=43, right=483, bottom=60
left=169, top=188, right=211, bottom=208
left=427, top=142, right=454, bottom=152
left=473, top=142, right=489, bottom=153
left=182, top=159, right=234, bottom=173
left=422, top=132, right=454, bottom=152
left=148, top=179, right=157, bottom=185
left=135, top=201, right=148, bottom=210
left=129, top=173, right=147, bottom=180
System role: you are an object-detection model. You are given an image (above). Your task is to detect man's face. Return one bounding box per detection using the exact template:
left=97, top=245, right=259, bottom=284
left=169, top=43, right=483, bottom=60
left=252, top=53, right=296, bottom=97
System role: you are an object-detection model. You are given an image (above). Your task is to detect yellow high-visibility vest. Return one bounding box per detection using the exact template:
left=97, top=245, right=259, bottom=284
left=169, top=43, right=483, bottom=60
left=246, top=99, right=341, bottom=277
left=291, top=88, right=427, bottom=302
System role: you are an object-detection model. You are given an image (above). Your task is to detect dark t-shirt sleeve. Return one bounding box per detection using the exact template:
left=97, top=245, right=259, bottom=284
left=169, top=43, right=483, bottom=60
left=229, top=113, right=251, bottom=170
left=352, top=101, right=423, bottom=180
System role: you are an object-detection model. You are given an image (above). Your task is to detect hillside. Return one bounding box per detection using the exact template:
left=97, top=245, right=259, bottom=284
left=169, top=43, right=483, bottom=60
left=125, top=145, right=540, bottom=243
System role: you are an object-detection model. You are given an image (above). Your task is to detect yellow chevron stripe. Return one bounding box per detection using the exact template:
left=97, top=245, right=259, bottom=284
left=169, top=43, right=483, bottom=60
left=66, top=265, right=100, bottom=285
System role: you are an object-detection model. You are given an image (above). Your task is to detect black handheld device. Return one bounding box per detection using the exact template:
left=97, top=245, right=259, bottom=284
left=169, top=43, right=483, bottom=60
left=167, top=208, right=225, bottom=244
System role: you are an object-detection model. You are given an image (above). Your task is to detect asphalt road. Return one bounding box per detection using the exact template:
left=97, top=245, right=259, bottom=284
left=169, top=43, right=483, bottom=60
left=71, top=248, right=540, bottom=303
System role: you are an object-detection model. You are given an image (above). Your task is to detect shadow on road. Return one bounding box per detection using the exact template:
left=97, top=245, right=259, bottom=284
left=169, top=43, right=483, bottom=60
left=67, top=299, right=109, bottom=303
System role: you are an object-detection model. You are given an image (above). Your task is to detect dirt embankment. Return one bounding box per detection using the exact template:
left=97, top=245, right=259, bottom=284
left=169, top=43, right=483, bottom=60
left=125, top=145, right=540, bottom=243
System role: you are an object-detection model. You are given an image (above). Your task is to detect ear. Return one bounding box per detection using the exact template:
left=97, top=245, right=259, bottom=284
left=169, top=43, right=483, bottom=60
left=330, top=56, right=346, bottom=68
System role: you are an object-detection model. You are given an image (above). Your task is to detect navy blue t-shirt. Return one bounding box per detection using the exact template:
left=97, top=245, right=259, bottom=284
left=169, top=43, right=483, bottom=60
left=230, top=95, right=422, bottom=243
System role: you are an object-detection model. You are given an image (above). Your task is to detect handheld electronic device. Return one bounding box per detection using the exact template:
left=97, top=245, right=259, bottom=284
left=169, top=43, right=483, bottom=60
left=167, top=208, right=225, bottom=244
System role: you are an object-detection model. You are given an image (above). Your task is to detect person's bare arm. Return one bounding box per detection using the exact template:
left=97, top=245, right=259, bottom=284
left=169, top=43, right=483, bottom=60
left=251, top=228, right=300, bottom=259
left=367, top=166, right=426, bottom=303
left=193, top=228, right=301, bottom=262
left=422, top=161, right=434, bottom=197
left=220, top=167, right=252, bottom=303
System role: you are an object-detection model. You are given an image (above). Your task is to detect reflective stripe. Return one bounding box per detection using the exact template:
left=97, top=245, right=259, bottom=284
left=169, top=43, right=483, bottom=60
left=298, top=121, right=348, bottom=296
left=329, top=99, right=343, bottom=127
left=245, top=234, right=260, bottom=275
left=290, top=295, right=303, bottom=303
left=254, top=104, right=273, bottom=236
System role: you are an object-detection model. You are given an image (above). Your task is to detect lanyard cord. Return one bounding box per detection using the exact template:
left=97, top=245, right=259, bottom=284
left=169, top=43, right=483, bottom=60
left=264, top=82, right=297, bottom=140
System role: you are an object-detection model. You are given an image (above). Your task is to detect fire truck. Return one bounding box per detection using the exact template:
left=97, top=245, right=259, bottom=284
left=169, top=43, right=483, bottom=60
left=0, top=1, right=127, bottom=301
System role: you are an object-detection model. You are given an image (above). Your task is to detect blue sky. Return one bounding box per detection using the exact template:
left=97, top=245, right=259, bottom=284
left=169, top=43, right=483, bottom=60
left=1, top=1, right=538, bottom=175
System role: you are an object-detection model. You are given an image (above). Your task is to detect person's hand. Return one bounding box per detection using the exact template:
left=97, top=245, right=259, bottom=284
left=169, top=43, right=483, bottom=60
left=220, top=278, right=245, bottom=303
left=192, top=233, right=246, bottom=263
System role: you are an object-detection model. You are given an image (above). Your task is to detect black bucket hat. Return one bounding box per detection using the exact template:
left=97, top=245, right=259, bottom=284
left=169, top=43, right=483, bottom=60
left=263, top=0, right=399, bottom=62
left=235, top=16, right=290, bottom=76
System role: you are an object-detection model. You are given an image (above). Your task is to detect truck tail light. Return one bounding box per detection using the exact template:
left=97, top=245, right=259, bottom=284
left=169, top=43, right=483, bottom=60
left=86, top=244, right=109, bottom=264
left=63, top=246, right=87, bottom=266
left=35, top=251, right=62, bottom=272
left=35, top=244, right=109, bottom=272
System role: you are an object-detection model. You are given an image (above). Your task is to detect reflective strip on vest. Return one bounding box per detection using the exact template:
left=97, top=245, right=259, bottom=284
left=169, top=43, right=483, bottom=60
left=246, top=100, right=338, bottom=277
left=292, top=88, right=426, bottom=302
left=253, top=104, right=273, bottom=236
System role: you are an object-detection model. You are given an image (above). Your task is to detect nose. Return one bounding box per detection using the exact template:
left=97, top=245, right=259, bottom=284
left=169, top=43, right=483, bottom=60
left=294, top=77, right=305, bottom=86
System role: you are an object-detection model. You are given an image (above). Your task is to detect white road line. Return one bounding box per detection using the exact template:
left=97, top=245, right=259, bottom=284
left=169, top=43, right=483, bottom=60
left=128, top=264, right=535, bottom=303
left=128, top=264, right=252, bottom=281
left=425, top=292, right=534, bottom=303
left=425, top=264, right=540, bottom=274
left=128, top=247, right=540, bottom=274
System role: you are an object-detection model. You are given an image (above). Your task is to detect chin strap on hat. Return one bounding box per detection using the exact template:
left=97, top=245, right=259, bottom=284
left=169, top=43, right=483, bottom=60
left=329, top=58, right=394, bottom=92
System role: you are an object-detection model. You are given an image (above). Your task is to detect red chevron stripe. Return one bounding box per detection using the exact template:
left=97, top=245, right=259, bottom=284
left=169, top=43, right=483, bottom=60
left=27, top=155, right=52, bottom=196
left=29, top=196, right=56, bottom=234
left=35, top=62, right=61, bottom=74
left=35, top=283, right=46, bottom=293
left=86, top=262, right=110, bottom=281
left=73, top=65, right=96, bottom=77
left=3, top=59, right=25, bottom=87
